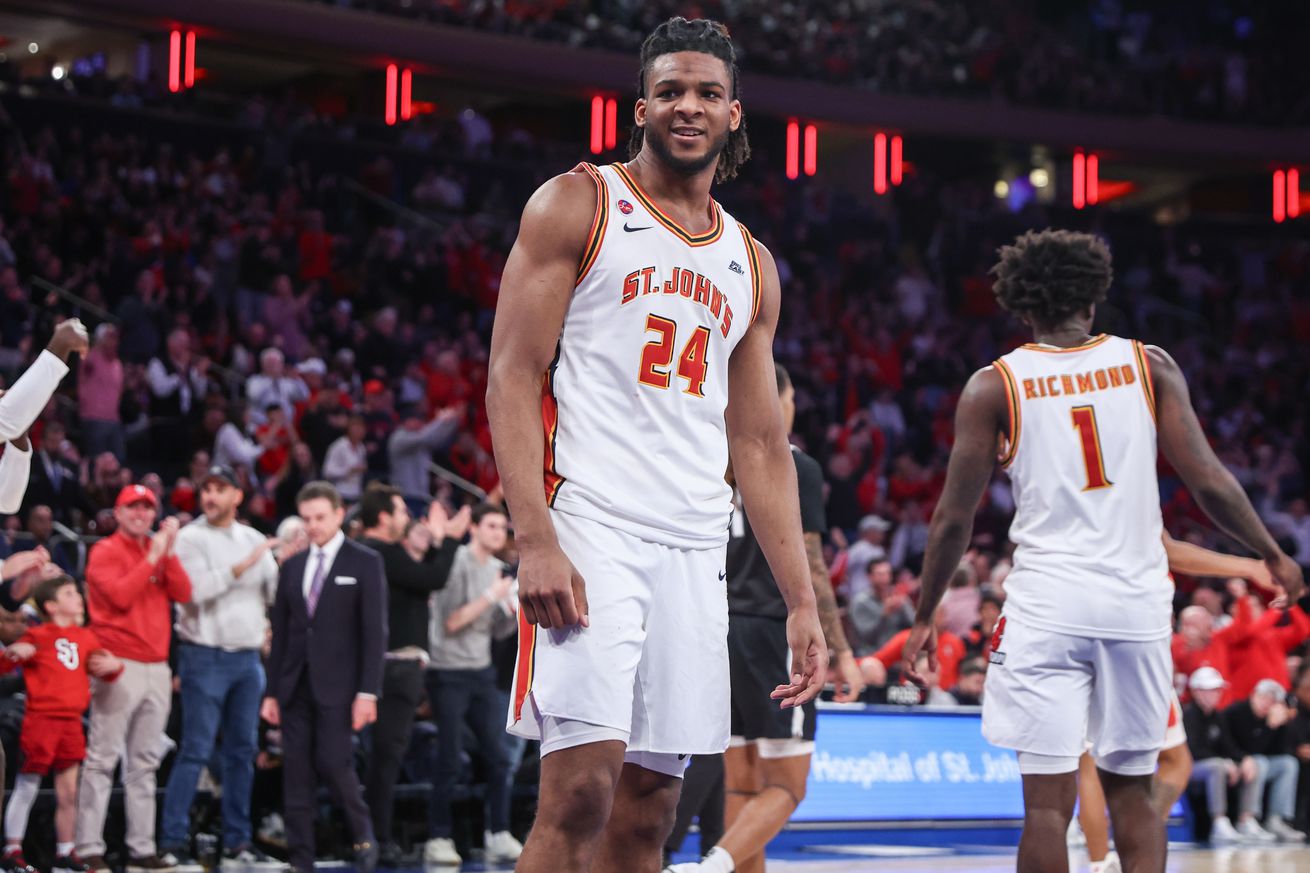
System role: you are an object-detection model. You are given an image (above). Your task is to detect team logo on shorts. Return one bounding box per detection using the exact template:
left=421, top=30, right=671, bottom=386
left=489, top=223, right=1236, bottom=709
left=988, top=616, right=1007, bottom=666
left=617, top=199, right=634, bottom=214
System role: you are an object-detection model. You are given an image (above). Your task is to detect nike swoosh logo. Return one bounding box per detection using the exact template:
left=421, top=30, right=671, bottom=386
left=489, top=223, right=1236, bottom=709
left=718, top=570, right=727, bottom=581
left=623, top=223, right=652, bottom=232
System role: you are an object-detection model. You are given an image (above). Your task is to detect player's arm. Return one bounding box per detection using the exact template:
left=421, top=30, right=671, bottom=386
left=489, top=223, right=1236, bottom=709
left=902, top=366, right=1006, bottom=682
left=1149, top=346, right=1304, bottom=601
left=726, top=242, right=826, bottom=709
left=485, top=170, right=596, bottom=630
left=1161, top=532, right=1275, bottom=593
left=796, top=453, right=864, bottom=701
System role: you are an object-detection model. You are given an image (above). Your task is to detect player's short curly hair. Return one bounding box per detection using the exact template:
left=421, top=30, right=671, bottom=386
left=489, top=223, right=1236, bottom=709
left=990, top=229, right=1112, bottom=326
left=629, top=17, right=751, bottom=183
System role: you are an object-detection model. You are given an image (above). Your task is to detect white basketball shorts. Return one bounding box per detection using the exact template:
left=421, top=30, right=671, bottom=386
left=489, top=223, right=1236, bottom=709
left=507, top=509, right=730, bottom=761
left=1162, top=690, right=1186, bottom=751
left=982, top=614, right=1172, bottom=775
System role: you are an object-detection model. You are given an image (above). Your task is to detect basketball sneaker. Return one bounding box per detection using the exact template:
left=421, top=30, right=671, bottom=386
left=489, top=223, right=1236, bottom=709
left=483, top=831, right=523, bottom=863
left=423, top=838, right=460, bottom=866
left=1088, top=851, right=1121, bottom=873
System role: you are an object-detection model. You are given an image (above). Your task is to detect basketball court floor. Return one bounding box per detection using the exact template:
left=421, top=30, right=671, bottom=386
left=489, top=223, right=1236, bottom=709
left=367, top=844, right=1310, bottom=872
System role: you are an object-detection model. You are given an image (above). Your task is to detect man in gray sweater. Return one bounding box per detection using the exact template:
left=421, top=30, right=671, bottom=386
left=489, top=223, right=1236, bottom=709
left=423, top=503, right=520, bottom=866
left=160, top=465, right=282, bottom=868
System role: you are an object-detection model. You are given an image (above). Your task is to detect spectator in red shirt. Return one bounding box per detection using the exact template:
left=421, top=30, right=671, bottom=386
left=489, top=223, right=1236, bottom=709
left=861, top=608, right=966, bottom=692
left=1173, top=578, right=1257, bottom=704
left=76, top=485, right=191, bottom=873
left=1, top=575, right=123, bottom=873
left=1226, top=594, right=1310, bottom=702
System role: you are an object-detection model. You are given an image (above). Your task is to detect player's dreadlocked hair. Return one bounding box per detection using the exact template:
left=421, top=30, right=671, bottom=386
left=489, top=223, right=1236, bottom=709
left=990, top=229, right=1113, bottom=327
left=629, top=17, right=751, bottom=183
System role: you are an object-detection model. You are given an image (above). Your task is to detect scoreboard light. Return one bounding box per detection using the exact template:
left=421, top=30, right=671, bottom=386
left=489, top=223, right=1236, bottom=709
left=589, top=96, right=617, bottom=154
left=168, top=30, right=196, bottom=93
left=785, top=120, right=800, bottom=180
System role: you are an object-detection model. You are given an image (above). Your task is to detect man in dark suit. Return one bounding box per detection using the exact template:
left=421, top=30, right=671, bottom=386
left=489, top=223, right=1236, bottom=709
left=23, top=420, right=95, bottom=525
left=260, top=481, right=386, bottom=873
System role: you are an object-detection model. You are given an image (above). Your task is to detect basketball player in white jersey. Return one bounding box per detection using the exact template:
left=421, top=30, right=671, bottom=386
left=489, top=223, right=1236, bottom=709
left=902, top=229, right=1303, bottom=873
left=486, top=18, right=827, bottom=873
left=1075, top=534, right=1280, bottom=873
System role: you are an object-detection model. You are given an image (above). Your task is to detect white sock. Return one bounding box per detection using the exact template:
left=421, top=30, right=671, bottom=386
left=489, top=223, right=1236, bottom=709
left=4, top=774, right=40, bottom=845
left=702, top=847, right=735, bottom=873
left=56, top=842, right=73, bottom=857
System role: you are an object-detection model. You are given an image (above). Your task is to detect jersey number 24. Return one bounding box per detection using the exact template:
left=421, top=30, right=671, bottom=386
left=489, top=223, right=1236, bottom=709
left=638, top=314, right=710, bottom=398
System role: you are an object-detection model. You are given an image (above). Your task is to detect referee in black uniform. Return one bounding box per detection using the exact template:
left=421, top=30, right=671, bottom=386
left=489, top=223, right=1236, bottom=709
left=666, top=364, right=865, bottom=873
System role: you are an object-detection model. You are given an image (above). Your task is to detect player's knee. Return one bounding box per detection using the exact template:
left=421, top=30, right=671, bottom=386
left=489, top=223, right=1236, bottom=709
left=539, top=768, right=616, bottom=840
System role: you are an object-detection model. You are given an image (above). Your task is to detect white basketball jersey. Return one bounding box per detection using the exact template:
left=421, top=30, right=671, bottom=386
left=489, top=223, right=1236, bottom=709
left=995, top=334, right=1172, bottom=641
left=542, top=163, right=762, bottom=549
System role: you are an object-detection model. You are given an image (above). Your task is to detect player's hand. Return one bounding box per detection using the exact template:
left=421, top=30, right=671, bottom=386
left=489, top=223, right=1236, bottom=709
left=47, top=318, right=90, bottom=361
left=830, top=649, right=866, bottom=703
left=771, top=604, right=827, bottom=709
left=5, top=642, right=35, bottom=662
left=1239, top=756, right=1258, bottom=783
left=518, top=540, right=588, bottom=629
left=1269, top=701, right=1292, bottom=729
left=1266, top=553, right=1305, bottom=605
left=901, top=621, right=938, bottom=686
left=352, top=696, right=377, bottom=731
left=260, top=696, right=281, bottom=726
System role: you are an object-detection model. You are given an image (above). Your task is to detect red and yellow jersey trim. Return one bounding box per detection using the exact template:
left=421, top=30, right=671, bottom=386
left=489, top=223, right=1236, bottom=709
left=738, top=223, right=763, bottom=324
left=1131, top=340, right=1157, bottom=422
left=511, top=609, right=537, bottom=724
left=993, top=358, right=1022, bottom=468
left=541, top=345, right=565, bottom=506
left=575, top=163, right=609, bottom=286
left=611, top=163, right=724, bottom=247
left=1019, top=334, right=1111, bottom=354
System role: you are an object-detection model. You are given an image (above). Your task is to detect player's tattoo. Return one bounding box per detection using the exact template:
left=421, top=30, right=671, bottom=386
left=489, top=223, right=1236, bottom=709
left=805, top=532, right=848, bottom=654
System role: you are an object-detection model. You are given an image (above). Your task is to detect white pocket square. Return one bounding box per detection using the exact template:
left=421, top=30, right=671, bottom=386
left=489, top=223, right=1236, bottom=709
left=334, top=576, right=357, bottom=586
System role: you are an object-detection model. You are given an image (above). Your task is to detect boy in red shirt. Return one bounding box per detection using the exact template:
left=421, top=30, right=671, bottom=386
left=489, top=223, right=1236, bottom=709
left=1, top=576, right=122, bottom=873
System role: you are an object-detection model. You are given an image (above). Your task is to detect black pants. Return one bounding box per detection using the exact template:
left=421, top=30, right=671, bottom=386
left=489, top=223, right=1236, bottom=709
left=365, top=660, right=425, bottom=843
left=665, top=754, right=725, bottom=861
left=281, top=678, right=374, bottom=872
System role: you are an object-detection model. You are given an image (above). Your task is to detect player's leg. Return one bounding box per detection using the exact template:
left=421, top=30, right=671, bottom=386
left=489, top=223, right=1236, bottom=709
left=1088, top=636, right=1171, bottom=873
left=723, top=743, right=761, bottom=832
left=1152, top=742, right=1191, bottom=821
left=1017, top=769, right=1078, bottom=873
left=517, top=739, right=628, bottom=873
left=510, top=513, right=657, bottom=872
left=1151, top=693, right=1190, bottom=822
left=718, top=749, right=810, bottom=873
left=1099, top=768, right=1164, bottom=873
left=982, top=619, right=1091, bottom=873
left=593, top=758, right=684, bottom=873
left=1078, top=752, right=1112, bottom=862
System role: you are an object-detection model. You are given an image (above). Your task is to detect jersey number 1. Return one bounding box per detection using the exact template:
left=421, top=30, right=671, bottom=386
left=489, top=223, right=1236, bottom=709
left=1071, top=406, right=1112, bottom=490
left=638, top=315, right=710, bottom=397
